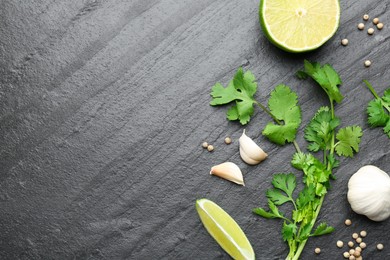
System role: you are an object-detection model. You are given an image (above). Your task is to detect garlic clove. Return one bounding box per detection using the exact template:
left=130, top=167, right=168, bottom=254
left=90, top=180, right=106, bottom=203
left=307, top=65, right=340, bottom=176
left=210, top=162, right=244, bottom=186
left=347, top=165, right=390, bottom=221
left=239, top=130, right=268, bottom=165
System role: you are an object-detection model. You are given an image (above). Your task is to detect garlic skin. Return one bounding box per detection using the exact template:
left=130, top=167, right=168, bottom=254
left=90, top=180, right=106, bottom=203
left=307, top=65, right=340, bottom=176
left=239, top=130, right=268, bottom=165
left=347, top=165, right=390, bottom=221
left=210, top=162, right=244, bottom=186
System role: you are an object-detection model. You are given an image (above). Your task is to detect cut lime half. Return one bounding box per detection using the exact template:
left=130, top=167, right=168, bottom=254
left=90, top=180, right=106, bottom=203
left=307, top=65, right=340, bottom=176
left=259, top=0, right=340, bottom=52
left=196, top=199, right=255, bottom=260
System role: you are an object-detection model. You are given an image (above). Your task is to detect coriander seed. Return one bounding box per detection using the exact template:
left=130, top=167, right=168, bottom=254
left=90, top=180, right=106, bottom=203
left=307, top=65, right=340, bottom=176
left=343, top=252, right=350, bottom=259
left=363, top=14, right=369, bottom=21
left=360, top=230, right=367, bottom=237
left=349, top=255, right=356, bottom=260
left=355, top=246, right=362, bottom=252
left=352, top=233, right=359, bottom=239
left=348, top=241, right=354, bottom=248
left=337, top=240, right=344, bottom=248
left=345, top=219, right=352, bottom=226
left=359, top=242, right=367, bottom=249
left=349, top=249, right=355, bottom=255
left=364, top=60, right=371, bottom=67
left=202, top=142, right=209, bottom=148
left=377, top=23, right=384, bottom=30
left=358, top=23, right=365, bottom=30
left=354, top=250, right=361, bottom=257
left=207, top=145, right=214, bottom=152
left=224, top=137, right=232, bottom=144
left=377, top=243, right=384, bottom=250
left=341, top=39, right=349, bottom=46
left=315, top=247, right=321, bottom=254
left=373, top=18, right=379, bottom=25
left=356, top=237, right=362, bottom=243
left=367, top=28, right=374, bottom=35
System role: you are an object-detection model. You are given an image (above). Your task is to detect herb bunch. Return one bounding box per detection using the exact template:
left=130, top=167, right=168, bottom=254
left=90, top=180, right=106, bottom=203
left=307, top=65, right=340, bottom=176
left=210, top=60, right=362, bottom=260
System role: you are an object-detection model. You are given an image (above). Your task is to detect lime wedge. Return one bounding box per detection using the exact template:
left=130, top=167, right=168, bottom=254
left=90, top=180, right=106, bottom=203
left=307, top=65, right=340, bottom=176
left=259, top=0, right=340, bottom=52
left=195, top=199, right=255, bottom=260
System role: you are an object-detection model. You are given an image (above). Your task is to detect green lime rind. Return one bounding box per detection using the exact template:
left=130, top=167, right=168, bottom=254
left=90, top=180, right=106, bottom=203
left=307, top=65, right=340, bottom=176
left=196, top=199, right=255, bottom=260
left=258, top=0, right=340, bottom=53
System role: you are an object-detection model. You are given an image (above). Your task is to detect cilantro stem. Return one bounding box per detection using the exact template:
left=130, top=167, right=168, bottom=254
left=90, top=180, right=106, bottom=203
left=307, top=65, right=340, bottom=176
left=255, top=101, right=302, bottom=154
left=255, top=101, right=282, bottom=124
left=364, top=80, right=390, bottom=113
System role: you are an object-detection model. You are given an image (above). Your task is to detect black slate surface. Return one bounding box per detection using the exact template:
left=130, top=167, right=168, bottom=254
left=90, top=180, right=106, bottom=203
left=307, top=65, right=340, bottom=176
left=1, top=1, right=389, bottom=259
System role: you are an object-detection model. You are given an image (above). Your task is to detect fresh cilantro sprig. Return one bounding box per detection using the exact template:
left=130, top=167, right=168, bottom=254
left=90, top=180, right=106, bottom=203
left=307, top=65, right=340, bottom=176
left=210, top=61, right=362, bottom=260
left=363, top=80, right=390, bottom=138
left=210, top=68, right=302, bottom=147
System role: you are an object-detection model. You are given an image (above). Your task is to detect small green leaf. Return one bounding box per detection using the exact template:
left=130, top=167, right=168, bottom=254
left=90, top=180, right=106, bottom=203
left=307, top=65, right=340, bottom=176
left=312, top=223, right=334, bottom=236
left=252, top=207, right=277, bottom=219
left=282, top=223, right=297, bottom=242
left=266, top=189, right=292, bottom=206
left=296, top=184, right=316, bottom=209
left=271, top=173, right=296, bottom=198
left=335, top=126, right=363, bottom=157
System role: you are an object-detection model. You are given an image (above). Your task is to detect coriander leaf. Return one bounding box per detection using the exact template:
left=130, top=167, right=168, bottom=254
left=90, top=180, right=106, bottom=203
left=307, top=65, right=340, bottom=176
left=262, top=85, right=301, bottom=145
left=297, top=60, right=343, bottom=103
left=298, top=223, right=312, bottom=241
left=272, top=173, right=296, bottom=198
left=311, top=223, right=334, bottom=236
left=367, top=99, right=389, bottom=126
left=291, top=152, right=308, bottom=170
left=252, top=207, right=277, bottom=219
left=268, top=200, right=285, bottom=218
left=266, top=189, right=292, bottom=206
left=304, top=107, right=340, bottom=152
left=282, top=223, right=297, bottom=242
left=335, top=126, right=363, bottom=157
left=210, top=68, right=257, bottom=124
left=296, top=184, right=316, bottom=209
left=327, top=154, right=340, bottom=170
left=385, top=120, right=390, bottom=138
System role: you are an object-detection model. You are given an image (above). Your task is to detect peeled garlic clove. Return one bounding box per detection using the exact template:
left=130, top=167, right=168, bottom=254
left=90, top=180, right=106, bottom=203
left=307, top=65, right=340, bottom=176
left=210, top=162, right=244, bottom=186
left=347, top=165, right=390, bottom=221
left=239, top=130, right=268, bottom=165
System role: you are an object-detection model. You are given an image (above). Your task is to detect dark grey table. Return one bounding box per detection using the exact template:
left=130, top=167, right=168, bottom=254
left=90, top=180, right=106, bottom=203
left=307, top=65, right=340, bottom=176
left=1, top=1, right=389, bottom=259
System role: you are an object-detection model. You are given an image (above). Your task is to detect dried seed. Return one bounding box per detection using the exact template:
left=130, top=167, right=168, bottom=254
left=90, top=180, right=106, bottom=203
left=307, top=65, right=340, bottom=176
left=349, top=249, right=355, bottom=255
left=355, top=246, right=362, bottom=252
left=354, top=250, right=361, bottom=257
left=345, top=219, right=352, bottom=226
left=348, top=241, right=354, bottom=248
left=224, top=137, right=232, bottom=144
left=363, top=14, right=369, bottom=21
left=377, top=243, right=384, bottom=250
left=377, top=23, right=384, bottom=30
left=343, top=252, right=350, bottom=259
left=349, top=255, right=356, bottom=260
left=315, top=247, right=321, bottom=254
left=341, top=39, right=349, bottom=46
left=373, top=18, right=379, bottom=25
left=358, top=23, right=365, bottom=30
left=367, top=28, right=375, bottom=35
left=207, top=145, right=214, bottom=152
left=356, top=237, right=362, bottom=244
left=337, top=240, right=344, bottom=248
left=359, top=242, right=367, bottom=249
left=360, top=230, right=367, bottom=237
left=202, top=142, right=209, bottom=148
left=352, top=233, right=359, bottom=239
left=364, top=60, right=371, bottom=67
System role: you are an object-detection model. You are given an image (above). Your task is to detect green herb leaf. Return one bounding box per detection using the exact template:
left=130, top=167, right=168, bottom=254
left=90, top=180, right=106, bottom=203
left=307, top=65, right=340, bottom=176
left=252, top=207, right=277, bottom=219
left=266, top=189, right=292, bottom=206
left=282, top=223, right=297, bottom=242
left=304, top=107, right=340, bottom=152
left=271, top=173, right=296, bottom=198
left=297, top=60, right=343, bottom=103
left=311, top=223, right=334, bottom=236
left=210, top=68, right=257, bottom=124
left=262, top=85, right=301, bottom=145
left=296, top=184, right=316, bottom=209
left=335, top=126, right=363, bottom=157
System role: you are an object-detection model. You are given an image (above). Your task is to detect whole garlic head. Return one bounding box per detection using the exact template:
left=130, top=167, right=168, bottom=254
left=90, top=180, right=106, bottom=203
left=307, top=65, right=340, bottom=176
left=239, top=130, right=268, bottom=165
left=347, top=165, right=390, bottom=221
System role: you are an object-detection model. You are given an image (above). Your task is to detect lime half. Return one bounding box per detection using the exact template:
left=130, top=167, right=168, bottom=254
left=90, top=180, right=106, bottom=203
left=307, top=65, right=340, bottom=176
left=259, top=0, right=340, bottom=52
left=196, top=199, right=255, bottom=260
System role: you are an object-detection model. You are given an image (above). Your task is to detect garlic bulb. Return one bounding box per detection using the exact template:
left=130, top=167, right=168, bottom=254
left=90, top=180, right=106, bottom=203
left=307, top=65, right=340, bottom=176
left=347, top=165, right=390, bottom=221
left=210, top=162, right=244, bottom=186
left=239, top=130, right=268, bottom=165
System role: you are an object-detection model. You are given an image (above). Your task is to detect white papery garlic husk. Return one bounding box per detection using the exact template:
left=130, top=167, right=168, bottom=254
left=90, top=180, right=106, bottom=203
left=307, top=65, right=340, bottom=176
left=239, top=130, right=268, bottom=165
left=347, top=165, right=390, bottom=221
left=210, top=162, right=244, bottom=186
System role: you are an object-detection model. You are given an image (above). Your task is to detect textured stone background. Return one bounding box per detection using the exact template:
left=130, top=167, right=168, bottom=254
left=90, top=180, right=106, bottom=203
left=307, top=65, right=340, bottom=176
left=0, top=0, right=389, bottom=259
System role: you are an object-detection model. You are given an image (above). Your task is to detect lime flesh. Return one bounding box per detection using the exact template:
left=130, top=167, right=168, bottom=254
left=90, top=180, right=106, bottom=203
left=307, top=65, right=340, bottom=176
left=259, top=0, right=340, bottom=52
left=196, top=199, right=255, bottom=260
